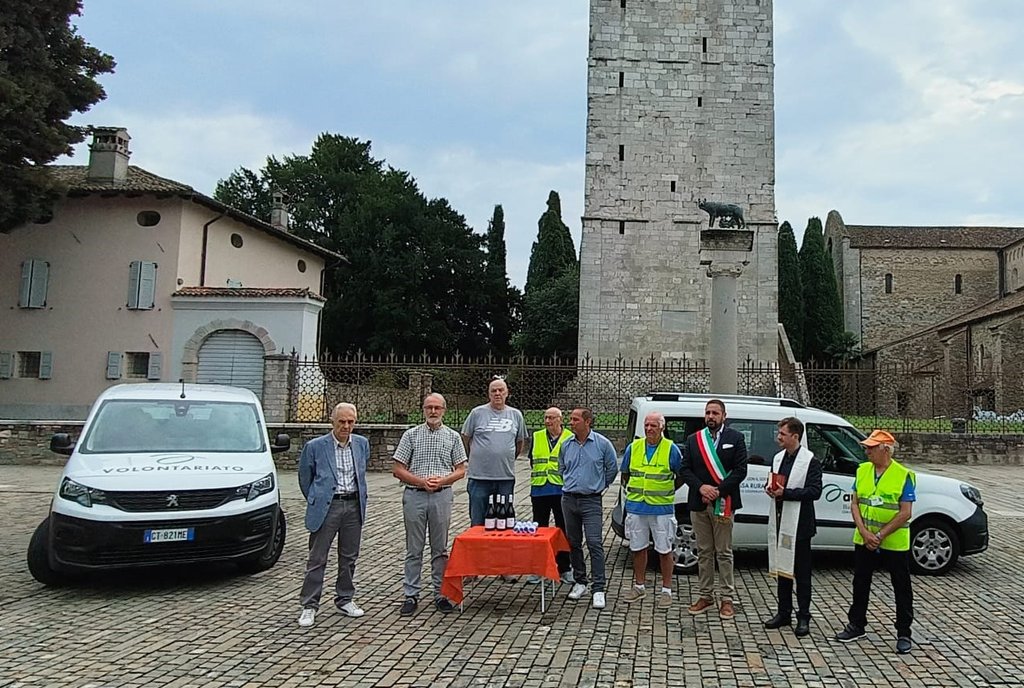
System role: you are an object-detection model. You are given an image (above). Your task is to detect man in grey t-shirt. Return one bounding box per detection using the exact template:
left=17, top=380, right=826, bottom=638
left=460, top=377, right=528, bottom=526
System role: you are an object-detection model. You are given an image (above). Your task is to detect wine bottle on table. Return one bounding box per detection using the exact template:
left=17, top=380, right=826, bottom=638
left=484, top=495, right=497, bottom=531
left=505, top=493, right=516, bottom=530
left=495, top=495, right=507, bottom=531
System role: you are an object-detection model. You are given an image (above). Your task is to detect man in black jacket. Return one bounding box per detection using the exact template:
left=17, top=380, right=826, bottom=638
left=680, top=399, right=748, bottom=620
left=764, top=416, right=822, bottom=637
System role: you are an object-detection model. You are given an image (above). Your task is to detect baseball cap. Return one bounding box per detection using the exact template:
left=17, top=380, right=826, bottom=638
left=859, top=429, right=896, bottom=446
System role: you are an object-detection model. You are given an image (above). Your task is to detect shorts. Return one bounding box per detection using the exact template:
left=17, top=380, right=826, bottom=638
left=625, top=512, right=676, bottom=554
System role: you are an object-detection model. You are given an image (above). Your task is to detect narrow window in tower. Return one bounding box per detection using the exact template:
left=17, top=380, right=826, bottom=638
left=697, top=96, right=703, bottom=107
left=618, top=71, right=624, bottom=88
left=702, top=37, right=708, bottom=53
left=885, top=273, right=893, bottom=294
left=954, top=274, right=963, bottom=294
left=619, top=221, right=626, bottom=235
left=618, top=144, right=625, bottom=161
left=620, top=0, right=626, bottom=9
left=670, top=181, right=676, bottom=192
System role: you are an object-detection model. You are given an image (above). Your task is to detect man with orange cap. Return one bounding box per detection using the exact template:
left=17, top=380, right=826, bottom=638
left=834, top=430, right=916, bottom=655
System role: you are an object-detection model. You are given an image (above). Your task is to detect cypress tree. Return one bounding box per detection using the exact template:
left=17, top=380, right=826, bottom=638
left=777, top=221, right=804, bottom=361
left=799, top=217, right=844, bottom=362
left=517, top=191, right=579, bottom=357
left=484, top=205, right=513, bottom=355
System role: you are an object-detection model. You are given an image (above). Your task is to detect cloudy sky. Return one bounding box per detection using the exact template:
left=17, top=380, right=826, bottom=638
left=64, top=0, right=1024, bottom=287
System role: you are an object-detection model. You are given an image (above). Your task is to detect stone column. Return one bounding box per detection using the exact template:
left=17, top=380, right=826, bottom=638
left=261, top=354, right=295, bottom=423
left=707, top=263, right=745, bottom=395
left=699, top=228, right=754, bottom=395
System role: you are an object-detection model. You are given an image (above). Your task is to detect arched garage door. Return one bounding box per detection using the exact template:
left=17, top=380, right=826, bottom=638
left=196, top=329, right=265, bottom=398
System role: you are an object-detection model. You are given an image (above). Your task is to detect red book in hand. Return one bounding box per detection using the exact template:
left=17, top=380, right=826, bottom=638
left=769, top=472, right=787, bottom=492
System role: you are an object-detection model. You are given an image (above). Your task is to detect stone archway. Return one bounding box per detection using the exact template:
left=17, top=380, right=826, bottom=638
left=181, top=318, right=277, bottom=383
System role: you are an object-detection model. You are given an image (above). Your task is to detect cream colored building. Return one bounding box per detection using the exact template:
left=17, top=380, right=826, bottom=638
left=0, top=128, right=342, bottom=420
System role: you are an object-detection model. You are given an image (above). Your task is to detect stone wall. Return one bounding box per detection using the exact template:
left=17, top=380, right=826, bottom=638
left=578, top=0, right=777, bottom=363
left=895, top=433, right=1024, bottom=466
left=6, top=421, right=1023, bottom=467
left=0, top=422, right=407, bottom=472
left=860, top=248, right=1000, bottom=351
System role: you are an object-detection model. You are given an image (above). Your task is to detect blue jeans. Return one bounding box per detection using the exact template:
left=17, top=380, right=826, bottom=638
left=562, top=493, right=607, bottom=592
left=468, top=478, right=515, bottom=526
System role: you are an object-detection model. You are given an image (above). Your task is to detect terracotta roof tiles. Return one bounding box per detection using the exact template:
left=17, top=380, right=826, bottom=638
left=172, top=287, right=326, bottom=302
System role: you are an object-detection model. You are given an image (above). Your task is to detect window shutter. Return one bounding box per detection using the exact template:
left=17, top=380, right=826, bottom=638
left=0, top=352, right=12, bottom=379
left=139, top=262, right=157, bottom=309
left=29, top=261, right=49, bottom=308
left=19, top=261, right=32, bottom=307
left=39, top=351, right=53, bottom=379
left=127, top=261, right=142, bottom=309
left=147, top=352, right=162, bottom=380
left=106, top=351, right=122, bottom=380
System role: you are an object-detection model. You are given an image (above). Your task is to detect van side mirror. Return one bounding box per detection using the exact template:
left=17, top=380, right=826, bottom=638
left=270, top=433, right=291, bottom=454
left=50, top=433, right=75, bottom=456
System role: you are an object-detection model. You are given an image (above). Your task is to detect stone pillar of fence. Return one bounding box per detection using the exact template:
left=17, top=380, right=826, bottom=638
left=262, top=354, right=294, bottom=423
left=408, top=371, right=434, bottom=400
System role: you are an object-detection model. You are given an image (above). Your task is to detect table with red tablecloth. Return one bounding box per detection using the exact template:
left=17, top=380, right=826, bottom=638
left=440, top=526, right=570, bottom=610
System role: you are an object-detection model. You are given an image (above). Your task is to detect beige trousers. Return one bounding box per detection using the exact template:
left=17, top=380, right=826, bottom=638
left=690, top=508, right=736, bottom=602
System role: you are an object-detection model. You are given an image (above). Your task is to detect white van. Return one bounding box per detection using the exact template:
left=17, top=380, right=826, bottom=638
left=611, top=393, right=989, bottom=576
left=27, top=383, right=289, bottom=584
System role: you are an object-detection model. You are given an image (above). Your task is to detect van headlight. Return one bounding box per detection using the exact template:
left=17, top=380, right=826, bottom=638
left=235, top=474, right=275, bottom=502
left=59, top=478, right=109, bottom=508
left=960, top=483, right=983, bottom=507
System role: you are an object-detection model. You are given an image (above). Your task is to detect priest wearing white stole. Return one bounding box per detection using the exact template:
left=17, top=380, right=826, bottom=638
left=765, top=416, right=822, bottom=637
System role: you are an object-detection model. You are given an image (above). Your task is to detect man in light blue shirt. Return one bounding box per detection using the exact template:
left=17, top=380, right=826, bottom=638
left=558, top=407, right=618, bottom=609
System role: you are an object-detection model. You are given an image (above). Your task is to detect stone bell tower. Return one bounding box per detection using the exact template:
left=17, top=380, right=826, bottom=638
left=577, top=0, right=778, bottom=363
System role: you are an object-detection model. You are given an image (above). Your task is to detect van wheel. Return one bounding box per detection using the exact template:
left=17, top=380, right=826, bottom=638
left=27, top=517, right=67, bottom=586
left=239, top=508, right=286, bottom=574
left=672, top=516, right=699, bottom=575
left=910, top=518, right=959, bottom=575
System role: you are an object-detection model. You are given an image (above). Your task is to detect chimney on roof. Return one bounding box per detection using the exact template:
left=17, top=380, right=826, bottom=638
left=270, top=187, right=290, bottom=232
left=87, top=127, right=131, bottom=183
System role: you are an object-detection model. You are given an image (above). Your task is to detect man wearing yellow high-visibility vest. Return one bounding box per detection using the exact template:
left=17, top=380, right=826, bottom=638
left=834, top=429, right=915, bottom=655
left=525, top=407, right=574, bottom=585
left=620, top=411, right=684, bottom=609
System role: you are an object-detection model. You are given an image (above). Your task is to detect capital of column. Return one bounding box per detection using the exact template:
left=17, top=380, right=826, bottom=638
left=706, top=262, right=746, bottom=279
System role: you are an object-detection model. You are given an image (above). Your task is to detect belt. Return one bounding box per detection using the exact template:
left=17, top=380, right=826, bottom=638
left=565, top=492, right=600, bottom=498
left=333, top=492, right=359, bottom=500
left=407, top=486, right=451, bottom=492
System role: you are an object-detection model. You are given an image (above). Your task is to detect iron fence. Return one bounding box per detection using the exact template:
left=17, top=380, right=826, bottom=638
left=286, top=355, right=1024, bottom=434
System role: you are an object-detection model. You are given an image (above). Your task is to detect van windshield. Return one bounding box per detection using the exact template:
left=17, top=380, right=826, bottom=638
left=80, top=399, right=265, bottom=454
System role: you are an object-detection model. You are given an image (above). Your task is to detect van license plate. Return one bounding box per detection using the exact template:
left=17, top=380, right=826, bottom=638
left=144, top=528, right=194, bottom=543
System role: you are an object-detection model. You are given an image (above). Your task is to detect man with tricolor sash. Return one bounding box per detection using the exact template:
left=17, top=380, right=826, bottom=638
left=834, top=429, right=916, bottom=655
left=764, top=416, right=822, bottom=637
left=680, top=399, right=748, bottom=620
left=620, top=411, right=684, bottom=608
left=525, top=407, right=573, bottom=584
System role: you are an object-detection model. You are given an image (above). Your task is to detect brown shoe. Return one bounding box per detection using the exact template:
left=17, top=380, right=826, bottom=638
left=687, top=598, right=715, bottom=615
left=719, top=600, right=735, bottom=620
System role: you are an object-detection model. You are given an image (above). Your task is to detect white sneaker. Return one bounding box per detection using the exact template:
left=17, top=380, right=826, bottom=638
left=339, top=601, right=365, bottom=618
left=298, top=608, right=316, bottom=627
left=568, top=583, right=587, bottom=600
left=592, top=592, right=606, bottom=609
left=526, top=574, right=542, bottom=584
left=560, top=571, right=575, bottom=585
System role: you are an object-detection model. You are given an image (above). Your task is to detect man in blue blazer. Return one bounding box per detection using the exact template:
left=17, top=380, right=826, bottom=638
left=297, top=402, right=370, bottom=627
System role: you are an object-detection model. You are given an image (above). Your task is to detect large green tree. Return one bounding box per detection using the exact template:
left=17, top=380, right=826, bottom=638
left=799, top=217, right=844, bottom=362
left=777, top=221, right=804, bottom=361
left=517, top=191, right=579, bottom=357
left=0, top=0, right=115, bottom=231
left=215, top=134, right=493, bottom=356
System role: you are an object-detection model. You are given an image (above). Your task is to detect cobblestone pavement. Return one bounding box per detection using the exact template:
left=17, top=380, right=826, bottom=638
left=1, top=461, right=1022, bottom=688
